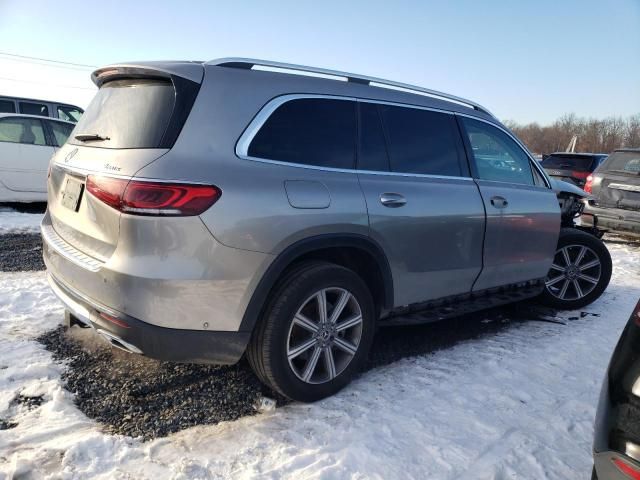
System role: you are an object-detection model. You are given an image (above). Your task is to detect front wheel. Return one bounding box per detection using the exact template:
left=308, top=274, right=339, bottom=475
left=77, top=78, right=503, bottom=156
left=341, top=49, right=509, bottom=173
left=247, top=262, right=375, bottom=402
left=539, top=228, right=612, bottom=310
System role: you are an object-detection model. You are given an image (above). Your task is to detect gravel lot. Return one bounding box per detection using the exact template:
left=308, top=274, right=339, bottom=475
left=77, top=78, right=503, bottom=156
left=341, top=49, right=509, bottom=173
left=0, top=233, right=44, bottom=272
left=33, top=300, right=565, bottom=440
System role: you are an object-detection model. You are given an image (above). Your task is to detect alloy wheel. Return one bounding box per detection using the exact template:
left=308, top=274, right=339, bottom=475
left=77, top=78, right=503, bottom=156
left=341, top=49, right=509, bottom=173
left=286, top=287, right=363, bottom=384
left=545, top=244, right=602, bottom=301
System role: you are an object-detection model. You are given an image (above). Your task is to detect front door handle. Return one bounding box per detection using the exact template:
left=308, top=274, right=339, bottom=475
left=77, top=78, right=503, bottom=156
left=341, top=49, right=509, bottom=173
left=380, top=193, right=407, bottom=208
left=490, top=196, right=508, bottom=209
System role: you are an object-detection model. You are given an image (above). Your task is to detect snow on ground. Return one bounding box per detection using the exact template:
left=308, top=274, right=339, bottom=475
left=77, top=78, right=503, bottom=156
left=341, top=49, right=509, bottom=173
left=0, top=209, right=44, bottom=234
left=0, top=244, right=639, bottom=479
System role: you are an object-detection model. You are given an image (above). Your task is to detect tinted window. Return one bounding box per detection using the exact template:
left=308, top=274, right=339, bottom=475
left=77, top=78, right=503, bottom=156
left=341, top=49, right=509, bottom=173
left=0, top=100, right=16, bottom=113
left=541, top=154, right=596, bottom=172
left=379, top=105, right=462, bottom=176
left=57, top=105, right=83, bottom=123
left=248, top=98, right=356, bottom=169
left=19, top=101, right=49, bottom=117
left=70, top=79, right=175, bottom=149
left=358, top=102, right=389, bottom=172
left=49, top=121, right=74, bottom=147
left=462, top=117, right=534, bottom=185
left=0, top=117, right=46, bottom=145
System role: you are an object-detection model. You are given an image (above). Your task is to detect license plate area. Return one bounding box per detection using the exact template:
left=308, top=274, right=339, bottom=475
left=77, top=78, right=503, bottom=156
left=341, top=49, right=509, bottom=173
left=61, top=176, right=85, bottom=212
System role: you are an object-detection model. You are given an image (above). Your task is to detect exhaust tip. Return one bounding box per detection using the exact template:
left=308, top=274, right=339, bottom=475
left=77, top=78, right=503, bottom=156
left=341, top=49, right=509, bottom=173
left=96, top=329, right=143, bottom=355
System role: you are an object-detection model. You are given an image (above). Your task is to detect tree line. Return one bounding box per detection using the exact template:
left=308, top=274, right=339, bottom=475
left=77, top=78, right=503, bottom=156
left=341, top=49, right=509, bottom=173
left=504, top=114, right=640, bottom=155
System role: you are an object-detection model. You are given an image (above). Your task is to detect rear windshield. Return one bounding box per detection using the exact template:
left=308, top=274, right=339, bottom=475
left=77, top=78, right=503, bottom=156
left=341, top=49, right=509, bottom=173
left=601, top=151, right=640, bottom=175
left=70, top=78, right=175, bottom=149
left=541, top=154, right=596, bottom=172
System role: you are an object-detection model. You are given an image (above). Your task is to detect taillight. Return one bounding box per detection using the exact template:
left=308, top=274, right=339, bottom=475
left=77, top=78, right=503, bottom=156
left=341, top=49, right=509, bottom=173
left=612, top=457, right=640, bottom=479
left=584, top=175, right=593, bottom=194
left=86, top=175, right=221, bottom=216
left=572, top=170, right=590, bottom=180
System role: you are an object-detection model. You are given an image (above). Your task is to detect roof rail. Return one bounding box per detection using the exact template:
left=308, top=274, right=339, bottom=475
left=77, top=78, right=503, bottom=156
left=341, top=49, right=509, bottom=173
left=206, top=57, right=496, bottom=118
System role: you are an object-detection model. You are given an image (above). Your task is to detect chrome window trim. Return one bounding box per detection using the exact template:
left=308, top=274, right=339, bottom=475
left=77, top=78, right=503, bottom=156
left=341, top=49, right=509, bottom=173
left=455, top=112, right=552, bottom=189
left=235, top=93, right=474, bottom=181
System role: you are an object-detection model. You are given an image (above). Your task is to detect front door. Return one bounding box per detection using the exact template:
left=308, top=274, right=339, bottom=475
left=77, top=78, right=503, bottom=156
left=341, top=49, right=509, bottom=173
left=458, top=116, right=560, bottom=291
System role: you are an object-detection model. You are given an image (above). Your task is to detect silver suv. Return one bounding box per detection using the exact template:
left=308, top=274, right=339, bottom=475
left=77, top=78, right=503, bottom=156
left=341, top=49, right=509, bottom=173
left=42, top=58, right=612, bottom=401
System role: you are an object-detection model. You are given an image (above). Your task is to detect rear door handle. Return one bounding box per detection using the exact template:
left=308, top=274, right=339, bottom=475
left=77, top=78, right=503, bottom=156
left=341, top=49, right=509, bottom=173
left=380, top=193, right=407, bottom=208
left=490, top=196, right=508, bottom=209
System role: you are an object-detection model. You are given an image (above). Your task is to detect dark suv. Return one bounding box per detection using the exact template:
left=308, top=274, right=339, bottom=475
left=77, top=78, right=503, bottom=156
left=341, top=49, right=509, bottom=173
left=541, top=152, right=608, bottom=188
left=582, top=149, right=640, bottom=237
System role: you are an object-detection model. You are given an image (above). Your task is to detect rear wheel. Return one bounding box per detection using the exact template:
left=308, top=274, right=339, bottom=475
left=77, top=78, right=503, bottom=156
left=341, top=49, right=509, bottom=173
left=539, top=228, right=612, bottom=309
left=247, top=262, right=375, bottom=402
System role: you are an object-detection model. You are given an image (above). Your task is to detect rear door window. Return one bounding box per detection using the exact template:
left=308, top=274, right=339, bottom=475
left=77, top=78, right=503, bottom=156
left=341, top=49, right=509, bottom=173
left=461, top=117, right=534, bottom=185
left=378, top=104, right=463, bottom=176
left=70, top=78, right=176, bottom=149
left=48, top=120, right=74, bottom=147
left=248, top=98, right=356, bottom=169
left=19, top=101, right=49, bottom=117
left=0, top=117, right=46, bottom=145
left=0, top=99, right=16, bottom=113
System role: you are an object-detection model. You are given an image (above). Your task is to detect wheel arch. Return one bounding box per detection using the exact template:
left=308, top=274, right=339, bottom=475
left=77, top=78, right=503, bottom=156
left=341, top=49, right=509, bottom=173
left=239, top=234, right=394, bottom=332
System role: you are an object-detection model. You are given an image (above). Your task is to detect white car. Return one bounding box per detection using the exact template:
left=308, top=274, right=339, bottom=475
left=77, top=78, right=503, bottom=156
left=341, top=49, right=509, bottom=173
left=0, top=113, right=74, bottom=202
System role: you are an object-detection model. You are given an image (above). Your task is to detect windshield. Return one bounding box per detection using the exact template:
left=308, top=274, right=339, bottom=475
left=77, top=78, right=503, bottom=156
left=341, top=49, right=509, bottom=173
left=601, top=151, right=640, bottom=174
left=541, top=154, right=598, bottom=172
left=70, top=78, right=175, bottom=149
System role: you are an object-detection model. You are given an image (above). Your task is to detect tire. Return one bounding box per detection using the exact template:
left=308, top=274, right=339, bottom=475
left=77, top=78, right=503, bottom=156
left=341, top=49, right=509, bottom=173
left=246, top=261, right=375, bottom=402
left=538, top=228, right=612, bottom=310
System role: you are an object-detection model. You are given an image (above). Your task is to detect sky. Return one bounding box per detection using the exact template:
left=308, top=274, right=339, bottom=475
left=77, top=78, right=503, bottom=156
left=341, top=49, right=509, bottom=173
left=0, top=0, right=638, bottom=124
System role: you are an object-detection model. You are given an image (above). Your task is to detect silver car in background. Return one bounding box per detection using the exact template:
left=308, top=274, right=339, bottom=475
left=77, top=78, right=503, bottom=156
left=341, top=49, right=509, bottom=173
left=42, top=58, right=612, bottom=401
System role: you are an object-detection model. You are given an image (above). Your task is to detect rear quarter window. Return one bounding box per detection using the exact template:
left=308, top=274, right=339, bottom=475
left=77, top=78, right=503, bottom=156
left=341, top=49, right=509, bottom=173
left=248, top=98, right=357, bottom=169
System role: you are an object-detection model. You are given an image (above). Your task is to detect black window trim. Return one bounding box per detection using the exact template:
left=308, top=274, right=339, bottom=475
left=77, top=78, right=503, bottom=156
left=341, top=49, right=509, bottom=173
left=236, top=93, right=480, bottom=181
left=455, top=112, right=551, bottom=189
left=0, top=115, right=49, bottom=146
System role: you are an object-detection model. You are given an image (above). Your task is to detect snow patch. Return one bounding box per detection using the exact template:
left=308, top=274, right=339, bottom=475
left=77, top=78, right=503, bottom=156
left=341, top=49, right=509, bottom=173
left=0, top=245, right=639, bottom=478
left=0, top=210, right=44, bottom=234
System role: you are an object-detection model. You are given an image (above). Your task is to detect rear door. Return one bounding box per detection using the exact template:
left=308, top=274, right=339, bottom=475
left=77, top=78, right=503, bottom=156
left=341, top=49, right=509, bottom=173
left=0, top=116, right=54, bottom=193
left=357, top=102, right=485, bottom=307
left=590, top=151, right=640, bottom=211
left=458, top=116, right=560, bottom=291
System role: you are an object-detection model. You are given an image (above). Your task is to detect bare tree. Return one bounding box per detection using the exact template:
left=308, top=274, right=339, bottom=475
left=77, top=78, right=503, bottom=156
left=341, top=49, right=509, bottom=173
left=506, top=114, right=640, bottom=154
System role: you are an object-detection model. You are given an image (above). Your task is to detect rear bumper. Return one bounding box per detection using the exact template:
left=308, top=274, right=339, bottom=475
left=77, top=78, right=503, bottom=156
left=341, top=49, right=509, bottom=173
left=41, top=210, right=274, bottom=332
left=582, top=203, right=640, bottom=236
left=48, top=272, right=249, bottom=364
